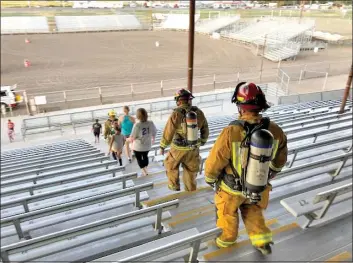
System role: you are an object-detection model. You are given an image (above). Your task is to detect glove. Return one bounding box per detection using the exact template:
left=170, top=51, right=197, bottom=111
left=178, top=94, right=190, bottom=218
left=159, top=148, right=165, bottom=156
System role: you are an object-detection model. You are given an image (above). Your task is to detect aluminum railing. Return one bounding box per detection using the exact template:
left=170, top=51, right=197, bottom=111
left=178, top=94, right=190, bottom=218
left=275, top=152, right=352, bottom=182
left=1, top=144, right=93, bottom=161
left=1, top=148, right=100, bottom=169
left=1, top=172, right=138, bottom=214
left=1, top=152, right=105, bottom=174
left=116, top=228, right=222, bottom=263
left=280, top=180, right=352, bottom=229
left=1, top=167, right=123, bottom=198
left=0, top=200, right=179, bottom=262
left=153, top=114, right=352, bottom=158
left=1, top=140, right=90, bottom=159
left=1, top=183, right=154, bottom=240
left=1, top=156, right=111, bottom=180
left=1, top=160, right=119, bottom=188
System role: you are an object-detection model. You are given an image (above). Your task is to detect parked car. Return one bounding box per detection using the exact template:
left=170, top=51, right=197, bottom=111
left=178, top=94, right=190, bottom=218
left=1, top=84, right=23, bottom=109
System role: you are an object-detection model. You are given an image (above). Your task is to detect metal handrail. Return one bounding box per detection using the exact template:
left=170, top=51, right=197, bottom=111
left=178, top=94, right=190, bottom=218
left=276, top=152, right=352, bottom=180
left=1, top=148, right=99, bottom=169
left=0, top=200, right=179, bottom=262
left=1, top=183, right=154, bottom=240
left=1, top=139, right=86, bottom=155
left=1, top=167, right=123, bottom=197
left=1, top=161, right=119, bottom=188
left=1, top=140, right=91, bottom=158
left=1, top=144, right=94, bottom=162
left=1, top=172, right=138, bottom=213
left=117, top=228, right=222, bottom=263
left=1, top=156, right=111, bottom=180
left=1, top=139, right=88, bottom=157
left=1, top=152, right=105, bottom=174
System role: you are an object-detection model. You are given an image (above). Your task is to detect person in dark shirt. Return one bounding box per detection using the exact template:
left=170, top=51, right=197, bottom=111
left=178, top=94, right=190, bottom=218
left=92, top=119, right=102, bottom=143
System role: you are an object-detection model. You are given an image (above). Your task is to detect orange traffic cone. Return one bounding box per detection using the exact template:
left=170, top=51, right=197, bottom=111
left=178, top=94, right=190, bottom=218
left=25, top=38, right=30, bottom=44
left=24, top=59, right=31, bottom=67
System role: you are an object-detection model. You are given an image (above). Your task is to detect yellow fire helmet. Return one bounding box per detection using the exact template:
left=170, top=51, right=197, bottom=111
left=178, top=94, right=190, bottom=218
left=108, top=109, right=116, bottom=117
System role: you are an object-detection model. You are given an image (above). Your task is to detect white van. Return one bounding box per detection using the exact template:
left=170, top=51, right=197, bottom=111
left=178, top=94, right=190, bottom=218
left=1, top=84, right=23, bottom=109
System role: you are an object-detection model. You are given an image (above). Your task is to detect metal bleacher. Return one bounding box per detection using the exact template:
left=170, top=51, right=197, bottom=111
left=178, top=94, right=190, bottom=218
left=196, top=16, right=240, bottom=35
left=1, top=99, right=352, bottom=262
left=55, top=15, right=142, bottom=33
left=159, top=14, right=200, bottom=30
left=220, top=17, right=315, bottom=62
left=1, top=16, right=50, bottom=34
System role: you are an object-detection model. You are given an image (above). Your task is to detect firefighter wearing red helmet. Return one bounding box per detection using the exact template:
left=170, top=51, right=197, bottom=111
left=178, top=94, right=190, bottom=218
left=205, top=82, right=288, bottom=255
left=160, top=89, right=209, bottom=191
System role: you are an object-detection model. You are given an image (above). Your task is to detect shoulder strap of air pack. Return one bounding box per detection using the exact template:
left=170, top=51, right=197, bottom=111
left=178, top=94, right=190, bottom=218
left=228, top=120, right=246, bottom=128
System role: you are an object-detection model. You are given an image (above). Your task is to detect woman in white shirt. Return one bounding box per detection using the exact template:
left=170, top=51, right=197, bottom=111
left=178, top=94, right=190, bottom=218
left=130, top=108, right=157, bottom=176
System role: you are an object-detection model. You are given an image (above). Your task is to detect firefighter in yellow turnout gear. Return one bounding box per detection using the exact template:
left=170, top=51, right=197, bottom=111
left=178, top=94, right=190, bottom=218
left=160, top=89, right=209, bottom=192
left=104, top=110, right=119, bottom=143
left=205, top=82, right=288, bottom=255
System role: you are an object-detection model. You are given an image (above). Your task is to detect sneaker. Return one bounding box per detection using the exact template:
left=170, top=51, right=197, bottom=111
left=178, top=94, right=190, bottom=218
left=256, top=242, right=273, bottom=255
left=129, top=159, right=132, bottom=163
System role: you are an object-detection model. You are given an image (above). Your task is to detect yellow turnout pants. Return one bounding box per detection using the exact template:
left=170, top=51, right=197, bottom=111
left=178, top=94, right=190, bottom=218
left=215, top=186, right=272, bottom=248
left=164, top=148, right=200, bottom=191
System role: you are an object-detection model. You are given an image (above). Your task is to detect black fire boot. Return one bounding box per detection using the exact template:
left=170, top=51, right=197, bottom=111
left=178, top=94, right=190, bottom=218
left=256, top=242, right=273, bottom=255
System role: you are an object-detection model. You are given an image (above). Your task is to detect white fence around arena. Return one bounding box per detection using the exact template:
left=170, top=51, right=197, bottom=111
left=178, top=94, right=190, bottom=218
left=5, top=59, right=348, bottom=116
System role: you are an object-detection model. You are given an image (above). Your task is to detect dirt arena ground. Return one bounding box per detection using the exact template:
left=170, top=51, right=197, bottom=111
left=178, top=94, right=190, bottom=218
left=1, top=30, right=351, bottom=113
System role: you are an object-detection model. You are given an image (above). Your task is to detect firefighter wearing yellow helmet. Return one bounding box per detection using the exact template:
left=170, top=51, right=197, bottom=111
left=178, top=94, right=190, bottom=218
left=104, top=109, right=119, bottom=142
left=204, top=82, right=288, bottom=255
left=160, top=89, right=209, bottom=192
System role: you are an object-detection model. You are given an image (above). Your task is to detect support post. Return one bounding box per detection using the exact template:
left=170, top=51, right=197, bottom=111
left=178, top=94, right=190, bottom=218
left=63, top=91, right=67, bottom=108
left=23, top=91, right=30, bottom=115
left=154, top=208, right=163, bottom=234
left=187, top=0, right=196, bottom=93
left=259, top=34, right=267, bottom=83
left=188, top=240, right=201, bottom=263
left=339, top=64, right=353, bottom=114
left=9, top=104, right=13, bottom=117
left=161, top=80, right=164, bottom=96
left=213, top=74, right=216, bottom=90
left=135, top=190, right=141, bottom=208
left=299, top=70, right=303, bottom=84
left=322, top=72, right=328, bottom=91
left=98, top=87, right=103, bottom=105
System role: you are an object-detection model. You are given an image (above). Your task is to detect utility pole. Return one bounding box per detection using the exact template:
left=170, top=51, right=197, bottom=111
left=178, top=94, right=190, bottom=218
left=259, top=34, right=268, bottom=83
left=187, top=0, right=196, bottom=93
left=339, top=64, right=353, bottom=114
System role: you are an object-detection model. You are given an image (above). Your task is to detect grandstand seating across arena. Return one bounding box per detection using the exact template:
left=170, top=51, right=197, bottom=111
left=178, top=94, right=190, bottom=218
left=1, top=99, right=352, bottom=262
left=196, top=16, right=240, bottom=34
left=159, top=14, right=200, bottom=30
left=1, top=16, right=50, bottom=34
left=55, top=15, right=142, bottom=33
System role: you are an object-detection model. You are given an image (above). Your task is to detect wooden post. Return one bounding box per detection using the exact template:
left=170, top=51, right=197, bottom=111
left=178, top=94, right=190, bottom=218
left=187, top=0, right=196, bottom=93
left=339, top=64, right=353, bottom=114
